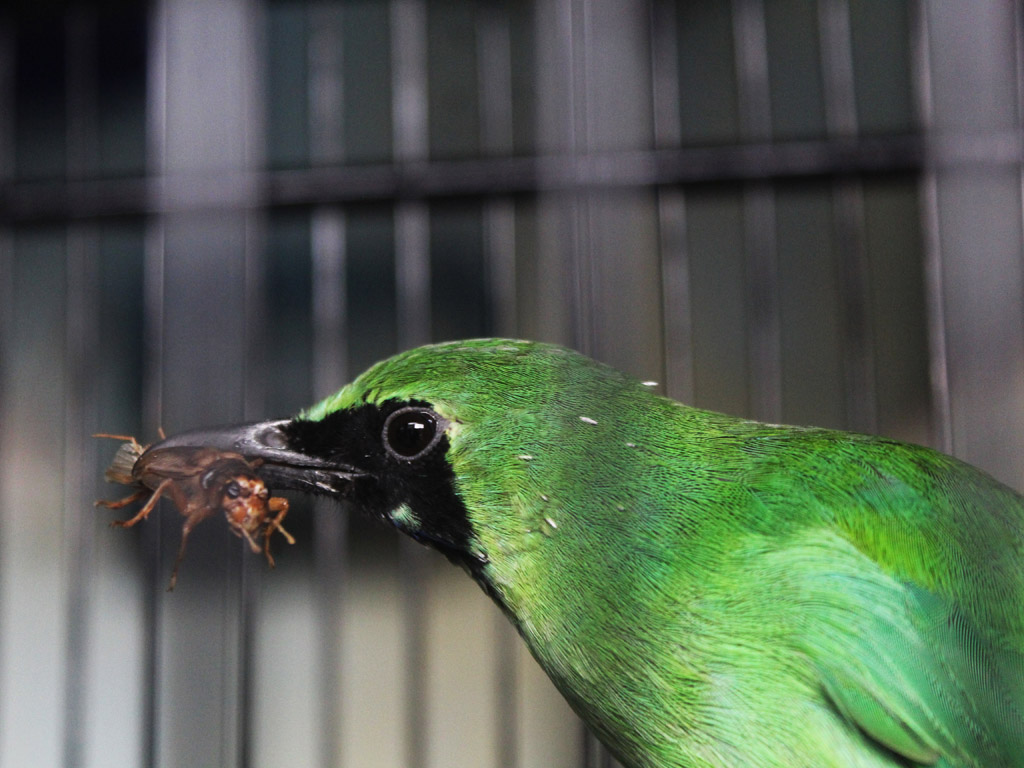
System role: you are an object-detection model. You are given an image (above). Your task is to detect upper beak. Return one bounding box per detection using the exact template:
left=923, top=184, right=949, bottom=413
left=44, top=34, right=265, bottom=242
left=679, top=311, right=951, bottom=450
left=145, top=419, right=364, bottom=497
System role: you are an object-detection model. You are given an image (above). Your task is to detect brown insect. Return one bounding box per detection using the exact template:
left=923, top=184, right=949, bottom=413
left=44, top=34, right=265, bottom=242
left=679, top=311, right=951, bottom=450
left=95, top=434, right=295, bottom=590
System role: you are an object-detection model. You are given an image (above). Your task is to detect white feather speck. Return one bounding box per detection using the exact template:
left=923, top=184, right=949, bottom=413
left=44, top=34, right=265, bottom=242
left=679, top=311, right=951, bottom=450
left=580, top=416, right=598, bottom=425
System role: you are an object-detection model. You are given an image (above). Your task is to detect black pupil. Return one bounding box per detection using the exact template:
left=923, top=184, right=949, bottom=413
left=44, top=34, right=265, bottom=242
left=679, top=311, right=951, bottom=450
left=225, top=481, right=241, bottom=498
left=387, top=410, right=437, bottom=458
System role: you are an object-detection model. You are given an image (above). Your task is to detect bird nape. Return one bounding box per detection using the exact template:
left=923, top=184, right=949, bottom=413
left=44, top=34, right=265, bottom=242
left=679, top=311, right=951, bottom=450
left=128, top=338, right=1024, bottom=768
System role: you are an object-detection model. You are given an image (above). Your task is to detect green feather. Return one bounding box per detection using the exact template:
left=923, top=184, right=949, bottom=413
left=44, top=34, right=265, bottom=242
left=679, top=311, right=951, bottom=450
left=304, top=339, right=1024, bottom=768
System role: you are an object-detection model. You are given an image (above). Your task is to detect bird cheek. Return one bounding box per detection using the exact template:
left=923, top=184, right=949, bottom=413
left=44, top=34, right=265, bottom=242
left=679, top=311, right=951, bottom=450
left=388, top=503, right=421, bottom=534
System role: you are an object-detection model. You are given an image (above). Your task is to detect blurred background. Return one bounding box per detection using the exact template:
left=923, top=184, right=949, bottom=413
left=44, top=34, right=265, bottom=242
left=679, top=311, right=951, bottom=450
left=1, top=1, right=1023, bottom=766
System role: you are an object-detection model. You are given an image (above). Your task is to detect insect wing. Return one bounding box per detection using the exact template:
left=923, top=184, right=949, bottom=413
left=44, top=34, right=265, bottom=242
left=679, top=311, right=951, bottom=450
left=133, top=446, right=244, bottom=484
left=103, top=440, right=146, bottom=486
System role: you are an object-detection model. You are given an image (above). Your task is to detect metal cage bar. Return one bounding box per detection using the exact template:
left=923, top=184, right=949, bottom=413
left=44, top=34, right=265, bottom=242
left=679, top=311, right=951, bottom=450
left=819, top=0, right=877, bottom=434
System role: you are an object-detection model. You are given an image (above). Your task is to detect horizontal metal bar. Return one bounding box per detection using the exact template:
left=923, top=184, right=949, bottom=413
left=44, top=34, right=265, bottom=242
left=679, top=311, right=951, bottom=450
left=7, top=130, right=1021, bottom=223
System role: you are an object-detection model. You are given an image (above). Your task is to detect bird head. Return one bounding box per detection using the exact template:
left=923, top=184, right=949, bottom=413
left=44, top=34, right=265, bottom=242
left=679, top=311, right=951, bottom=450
left=151, top=339, right=664, bottom=610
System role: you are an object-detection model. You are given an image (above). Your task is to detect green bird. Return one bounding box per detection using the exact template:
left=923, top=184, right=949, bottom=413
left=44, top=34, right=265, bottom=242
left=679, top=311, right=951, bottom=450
left=151, top=338, right=1024, bottom=768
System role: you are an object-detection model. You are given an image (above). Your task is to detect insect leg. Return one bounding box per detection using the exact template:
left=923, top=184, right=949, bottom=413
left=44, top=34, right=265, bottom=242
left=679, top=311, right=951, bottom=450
left=109, top=479, right=173, bottom=528
left=95, top=489, right=147, bottom=510
left=168, top=514, right=198, bottom=591
left=92, top=432, right=138, bottom=442
left=168, top=530, right=188, bottom=591
left=267, top=497, right=295, bottom=544
left=262, top=497, right=295, bottom=568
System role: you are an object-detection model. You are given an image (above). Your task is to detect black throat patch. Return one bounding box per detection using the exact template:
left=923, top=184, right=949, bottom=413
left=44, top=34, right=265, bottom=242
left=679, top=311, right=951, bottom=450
left=281, top=399, right=487, bottom=576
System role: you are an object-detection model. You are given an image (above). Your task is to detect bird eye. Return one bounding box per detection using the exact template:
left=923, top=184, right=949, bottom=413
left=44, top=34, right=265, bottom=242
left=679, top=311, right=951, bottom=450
left=225, top=481, right=241, bottom=498
left=383, top=407, right=443, bottom=460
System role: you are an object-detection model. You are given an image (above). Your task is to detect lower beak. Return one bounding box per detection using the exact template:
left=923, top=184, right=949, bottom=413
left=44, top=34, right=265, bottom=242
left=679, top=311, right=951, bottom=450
left=146, top=420, right=363, bottom=497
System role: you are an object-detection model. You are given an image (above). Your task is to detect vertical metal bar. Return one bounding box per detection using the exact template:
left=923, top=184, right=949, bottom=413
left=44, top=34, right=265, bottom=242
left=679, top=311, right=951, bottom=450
left=0, top=33, right=13, bottom=707
left=242, top=2, right=269, bottom=423
left=568, top=0, right=595, bottom=360
left=649, top=0, right=681, bottom=151
left=146, top=4, right=171, bottom=763
left=1016, top=0, right=1024, bottom=155
left=391, top=0, right=431, bottom=347
left=395, top=205, right=431, bottom=348
left=742, top=187, right=780, bottom=422
left=391, top=2, right=431, bottom=767
left=392, top=0, right=431, bottom=344
left=910, top=0, right=953, bottom=453
left=140, top=206, right=166, bottom=768
left=477, top=4, right=516, bottom=345
left=932, top=6, right=1024, bottom=480
left=819, top=0, right=876, bottom=433
left=831, top=180, right=873, bottom=432
left=237, top=553, right=255, bottom=768
left=392, top=0, right=429, bottom=168
left=650, top=0, right=693, bottom=404
left=656, top=188, right=692, bottom=403
left=309, top=3, right=346, bottom=168
left=478, top=5, right=514, bottom=160
left=0, top=225, right=69, bottom=768
left=143, top=5, right=169, bottom=765
left=732, top=0, right=781, bottom=423
left=149, top=2, right=260, bottom=765
left=239, top=6, right=268, bottom=768
left=144, top=0, right=169, bottom=436
left=1008, top=0, right=1024, bottom=472
left=0, top=39, right=10, bottom=697
left=0, top=6, right=10, bottom=617
left=311, top=208, right=347, bottom=768
left=66, top=8, right=98, bottom=180
left=62, top=222, right=98, bottom=768
left=0, top=18, right=10, bottom=709
left=239, top=220, right=261, bottom=768
left=484, top=197, right=517, bottom=340
left=732, top=0, right=772, bottom=141
left=308, top=5, right=348, bottom=766
left=569, top=0, right=589, bottom=152
left=818, top=0, right=857, bottom=137
left=62, top=11, right=99, bottom=765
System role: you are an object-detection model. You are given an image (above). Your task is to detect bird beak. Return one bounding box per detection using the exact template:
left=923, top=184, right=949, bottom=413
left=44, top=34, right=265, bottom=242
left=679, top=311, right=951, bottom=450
left=146, top=419, right=364, bottom=497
